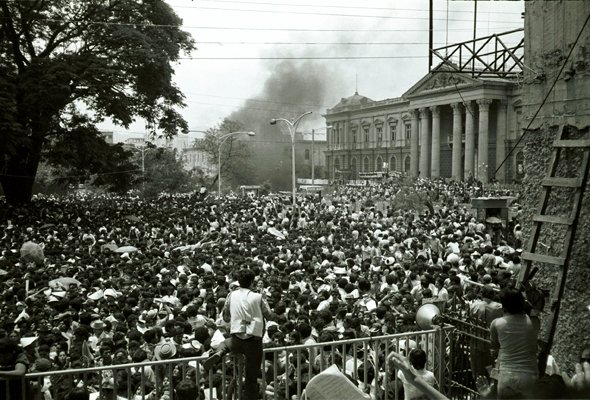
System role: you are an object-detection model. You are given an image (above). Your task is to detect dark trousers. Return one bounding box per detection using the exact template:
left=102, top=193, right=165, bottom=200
left=220, top=335, right=263, bottom=400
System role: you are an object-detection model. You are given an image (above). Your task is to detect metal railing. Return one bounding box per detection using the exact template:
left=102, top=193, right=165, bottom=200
left=3, top=328, right=455, bottom=400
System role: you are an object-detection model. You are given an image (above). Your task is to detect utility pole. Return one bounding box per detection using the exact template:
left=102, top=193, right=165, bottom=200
left=311, top=129, right=315, bottom=185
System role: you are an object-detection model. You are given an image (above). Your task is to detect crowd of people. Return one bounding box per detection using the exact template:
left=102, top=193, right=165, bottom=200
left=0, top=176, right=587, bottom=399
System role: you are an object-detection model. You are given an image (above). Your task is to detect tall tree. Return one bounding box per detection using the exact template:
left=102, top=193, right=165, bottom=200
left=141, top=146, right=193, bottom=198
left=194, top=119, right=256, bottom=192
left=0, top=0, right=194, bottom=204
left=42, top=116, right=137, bottom=193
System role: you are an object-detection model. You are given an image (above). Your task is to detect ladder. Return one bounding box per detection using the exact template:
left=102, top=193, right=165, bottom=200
left=517, top=124, right=590, bottom=375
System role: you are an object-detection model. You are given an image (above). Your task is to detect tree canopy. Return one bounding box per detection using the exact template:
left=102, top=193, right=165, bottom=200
left=0, top=0, right=194, bottom=204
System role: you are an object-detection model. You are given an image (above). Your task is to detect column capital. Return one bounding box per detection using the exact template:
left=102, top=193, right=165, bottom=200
left=477, top=98, right=493, bottom=109
left=463, top=101, right=473, bottom=112
left=450, top=102, right=463, bottom=114
left=410, top=109, right=419, bottom=119
left=418, top=107, right=429, bottom=118
left=429, top=106, right=440, bottom=117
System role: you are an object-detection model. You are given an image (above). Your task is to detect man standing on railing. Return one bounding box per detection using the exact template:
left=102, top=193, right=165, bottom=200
left=203, top=268, right=274, bottom=400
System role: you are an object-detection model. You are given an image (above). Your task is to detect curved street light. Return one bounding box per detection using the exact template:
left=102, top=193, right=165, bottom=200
left=270, top=111, right=312, bottom=207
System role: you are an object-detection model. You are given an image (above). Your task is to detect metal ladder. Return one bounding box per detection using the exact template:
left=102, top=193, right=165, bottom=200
left=517, top=124, right=590, bottom=375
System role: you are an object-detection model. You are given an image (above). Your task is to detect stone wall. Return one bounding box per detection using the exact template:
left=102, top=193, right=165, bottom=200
left=519, top=124, right=590, bottom=374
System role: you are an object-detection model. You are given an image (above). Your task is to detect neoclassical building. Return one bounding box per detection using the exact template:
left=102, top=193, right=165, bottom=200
left=324, top=66, right=525, bottom=183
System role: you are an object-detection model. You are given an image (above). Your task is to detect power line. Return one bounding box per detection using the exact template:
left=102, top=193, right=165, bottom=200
left=494, top=11, right=590, bottom=177
left=173, top=4, right=521, bottom=23
left=181, top=0, right=522, bottom=16
left=178, top=55, right=427, bottom=60
left=0, top=16, right=521, bottom=32
left=193, top=41, right=446, bottom=45
left=184, top=91, right=328, bottom=108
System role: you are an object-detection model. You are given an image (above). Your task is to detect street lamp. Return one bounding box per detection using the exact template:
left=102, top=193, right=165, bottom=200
left=216, top=131, right=255, bottom=196
left=270, top=111, right=312, bottom=207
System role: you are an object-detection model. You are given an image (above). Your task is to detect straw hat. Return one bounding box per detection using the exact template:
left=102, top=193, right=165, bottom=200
left=154, top=341, right=177, bottom=360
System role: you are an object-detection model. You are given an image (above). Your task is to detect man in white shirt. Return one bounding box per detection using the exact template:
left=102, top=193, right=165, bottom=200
left=203, top=269, right=274, bottom=400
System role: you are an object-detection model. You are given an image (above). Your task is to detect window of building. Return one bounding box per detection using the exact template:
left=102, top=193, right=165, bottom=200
left=405, top=123, right=412, bottom=140
left=352, top=129, right=357, bottom=143
left=390, top=124, right=396, bottom=142
left=389, top=156, right=396, bottom=171
left=304, top=149, right=310, bottom=160
left=376, top=126, right=383, bottom=144
left=363, top=126, right=369, bottom=142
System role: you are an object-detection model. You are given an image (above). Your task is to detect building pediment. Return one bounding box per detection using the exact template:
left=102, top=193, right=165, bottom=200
left=402, top=68, right=480, bottom=99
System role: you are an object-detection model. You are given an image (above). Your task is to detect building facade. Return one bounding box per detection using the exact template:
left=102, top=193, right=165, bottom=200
left=324, top=67, right=526, bottom=183
left=294, top=132, right=328, bottom=180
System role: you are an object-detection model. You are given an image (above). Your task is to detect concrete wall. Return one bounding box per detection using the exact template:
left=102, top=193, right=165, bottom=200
left=522, top=1, right=590, bottom=129
left=519, top=0, right=590, bottom=374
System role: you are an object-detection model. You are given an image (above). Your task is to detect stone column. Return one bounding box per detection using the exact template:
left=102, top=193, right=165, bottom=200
left=410, top=109, right=419, bottom=177
left=477, top=99, right=492, bottom=183
left=495, top=100, right=507, bottom=182
left=464, top=102, right=476, bottom=180
left=419, top=107, right=431, bottom=178
left=451, top=102, right=463, bottom=180
left=430, top=106, right=441, bottom=178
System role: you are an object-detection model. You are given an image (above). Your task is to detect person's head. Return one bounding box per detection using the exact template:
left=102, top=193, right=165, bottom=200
left=408, top=348, right=427, bottom=370
left=237, top=269, right=256, bottom=289
left=500, top=287, right=526, bottom=314
left=580, top=346, right=590, bottom=364
left=175, top=379, right=199, bottom=400
left=0, top=338, right=21, bottom=367
left=65, top=388, right=90, bottom=400
left=481, top=285, right=496, bottom=301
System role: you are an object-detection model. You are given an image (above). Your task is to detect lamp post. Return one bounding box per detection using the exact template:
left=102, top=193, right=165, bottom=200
left=270, top=111, right=312, bottom=207
left=216, top=131, right=255, bottom=196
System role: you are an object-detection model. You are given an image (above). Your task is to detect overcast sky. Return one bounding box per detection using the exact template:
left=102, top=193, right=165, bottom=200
left=101, top=0, right=525, bottom=141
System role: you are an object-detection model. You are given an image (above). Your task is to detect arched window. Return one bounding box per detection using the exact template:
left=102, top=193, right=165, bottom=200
left=351, top=158, right=357, bottom=178
left=376, top=156, right=383, bottom=172
left=334, top=157, right=341, bottom=172
left=304, top=149, right=310, bottom=160
left=389, top=156, right=397, bottom=171
left=404, top=155, right=410, bottom=172
left=363, top=156, right=370, bottom=171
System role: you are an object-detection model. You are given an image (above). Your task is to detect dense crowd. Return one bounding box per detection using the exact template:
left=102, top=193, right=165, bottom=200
left=0, top=177, right=534, bottom=399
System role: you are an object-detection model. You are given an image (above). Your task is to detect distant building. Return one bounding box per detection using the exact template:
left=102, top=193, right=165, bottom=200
left=324, top=65, right=525, bottom=184
left=294, top=131, right=328, bottom=180
left=181, top=141, right=214, bottom=174
left=123, top=137, right=146, bottom=149
left=100, top=131, right=114, bottom=144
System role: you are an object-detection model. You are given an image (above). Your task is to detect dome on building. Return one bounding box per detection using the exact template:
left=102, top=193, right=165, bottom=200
left=331, top=91, right=374, bottom=109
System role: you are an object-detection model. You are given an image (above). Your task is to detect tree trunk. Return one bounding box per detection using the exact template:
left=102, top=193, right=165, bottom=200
left=1, top=145, right=41, bottom=205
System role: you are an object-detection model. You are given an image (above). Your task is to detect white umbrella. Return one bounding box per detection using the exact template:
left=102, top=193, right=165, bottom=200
left=267, top=227, right=286, bottom=240
left=114, top=245, right=138, bottom=253
left=20, top=241, right=44, bottom=264
left=486, top=216, right=502, bottom=224
left=49, top=277, right=81, bottom=290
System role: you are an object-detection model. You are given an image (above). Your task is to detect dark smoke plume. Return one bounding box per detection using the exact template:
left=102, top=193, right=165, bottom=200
left=228, top=59, right=344, bottom=190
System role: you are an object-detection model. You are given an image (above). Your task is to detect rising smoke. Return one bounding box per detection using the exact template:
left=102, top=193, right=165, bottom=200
left=227, top=58, right=345, bottom=190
